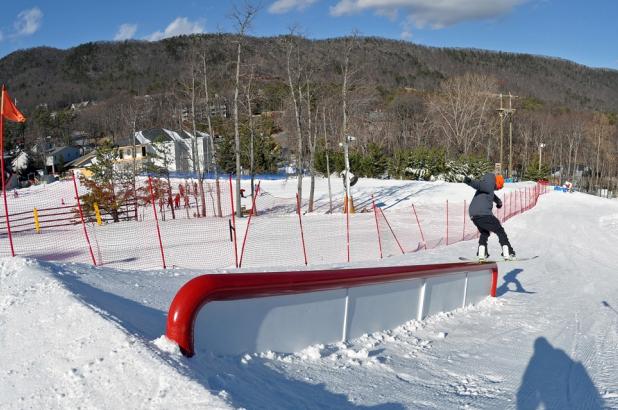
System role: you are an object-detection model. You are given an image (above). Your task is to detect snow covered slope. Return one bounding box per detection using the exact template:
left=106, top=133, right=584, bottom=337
left=1, top=182, right=617, bottom=409
left=0, top=258, right=232, bottom=410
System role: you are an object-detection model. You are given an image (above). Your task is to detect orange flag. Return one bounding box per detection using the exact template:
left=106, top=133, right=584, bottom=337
left=1, top=87, right=26, bottom=123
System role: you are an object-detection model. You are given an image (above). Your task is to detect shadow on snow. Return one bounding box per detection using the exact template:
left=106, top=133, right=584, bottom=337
left=517, top=337, right=604, bottom=409
left=48, top=264, right=404, bottom=410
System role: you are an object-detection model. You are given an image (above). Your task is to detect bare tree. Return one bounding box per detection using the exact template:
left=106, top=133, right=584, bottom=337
left=339, top=33, right=359, bottom=212
left=202, top=53, right=223, bottom=216
left=283, top=30, right=306, bottom=204
left=230, top=1, right=260, bottom=217
left=244, top=65, right=257, bottom=198
left=428, top=73, right=497, bottom=157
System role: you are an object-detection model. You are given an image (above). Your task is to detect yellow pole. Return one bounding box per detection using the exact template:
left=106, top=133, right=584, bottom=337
left=93, top=203, right=102, bottom=225
left=33, top=208, right=41, bottom=233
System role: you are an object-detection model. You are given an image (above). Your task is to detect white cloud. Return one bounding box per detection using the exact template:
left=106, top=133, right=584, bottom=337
left=330, top=0, right=527, bottom=28
left=13, top=7, right=43, bottom=36
left=268, top=0, right=318, bottom=14
left=145, top=17, right=205, bottom=41
left=114, top=24, right=138, bottom=41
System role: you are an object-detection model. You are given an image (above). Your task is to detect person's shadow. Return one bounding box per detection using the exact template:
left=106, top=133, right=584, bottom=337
left=516, top=337, right=604, bottom=409
left=496, top=268, right=536, bottom=297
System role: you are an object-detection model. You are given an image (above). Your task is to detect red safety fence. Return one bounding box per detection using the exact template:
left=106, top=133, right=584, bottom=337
left=0, top=177, right=548, bottom=270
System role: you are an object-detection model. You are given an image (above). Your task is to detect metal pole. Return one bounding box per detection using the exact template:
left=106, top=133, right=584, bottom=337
left=508, top=113, right=513, bottom=179
left=499, top=94, right=504, bottom=174
left=412, top=204, right=427, bottom=251
left=73, top=173, right=97, bottom=266
left=0, top=87, right=15, bottom=257
left=296, top=193, right=308, bottom=266
left=372, top=196, right=383, bottom=259
left=344, top=139, right=351, bottom=212
left=148, top=177, right=167, bottom=269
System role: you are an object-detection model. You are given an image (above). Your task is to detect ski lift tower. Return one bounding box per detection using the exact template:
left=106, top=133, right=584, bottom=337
left=496, top=93, right=517, bottom=179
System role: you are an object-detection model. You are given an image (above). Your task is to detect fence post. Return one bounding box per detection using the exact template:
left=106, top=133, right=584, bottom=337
left=379, top=208, right=405, bottom=255
left=72, top=172, right=97, bottom=266
left=148, top=176, right=167, bottom=269
left=229, top=175, right=239, bottom=268
left=239, top=183, right=260, bottom=268
left=93, top=203, right=103, bottom=225
left=411, top=203, right=427, bottom=250
left=0, top=114, right=15, bottom=256
left=296, top=193, right=308, bottom=266
left=33, top=208, right=41, bottom=233
left=521, top=189, right=524, bottom=213
left=372, top=196, right=383, bottom=259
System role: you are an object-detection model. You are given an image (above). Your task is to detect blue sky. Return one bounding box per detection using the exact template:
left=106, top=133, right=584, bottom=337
left=1, top=0, right=617, bottom=70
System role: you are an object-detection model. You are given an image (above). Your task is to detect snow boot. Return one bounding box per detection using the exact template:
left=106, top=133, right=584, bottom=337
left=502, top=245, right=516, bottom=261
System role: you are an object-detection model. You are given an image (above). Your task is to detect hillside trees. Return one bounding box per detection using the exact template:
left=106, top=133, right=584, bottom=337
left=428, top=73, right=497, bottom=157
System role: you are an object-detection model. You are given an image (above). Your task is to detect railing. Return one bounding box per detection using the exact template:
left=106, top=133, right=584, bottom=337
left=166, top=261, right=499, bottom=356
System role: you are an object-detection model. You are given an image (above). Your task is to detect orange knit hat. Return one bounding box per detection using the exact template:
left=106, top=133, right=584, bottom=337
left=495, top=175, right=505, bottom=190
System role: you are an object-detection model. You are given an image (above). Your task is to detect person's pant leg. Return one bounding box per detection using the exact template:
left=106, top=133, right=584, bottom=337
left=472, top=217, right=491, bottom=247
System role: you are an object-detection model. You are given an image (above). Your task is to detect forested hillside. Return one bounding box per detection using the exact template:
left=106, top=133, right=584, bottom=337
left=1, top=34, right=617, bottom=196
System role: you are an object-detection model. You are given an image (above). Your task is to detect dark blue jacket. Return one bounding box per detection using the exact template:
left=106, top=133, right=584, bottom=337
left=465, top=173, right=502, bottom=217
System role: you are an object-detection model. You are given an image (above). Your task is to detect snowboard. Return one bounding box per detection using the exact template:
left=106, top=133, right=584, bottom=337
left=458, top=255, right=539, bottom=263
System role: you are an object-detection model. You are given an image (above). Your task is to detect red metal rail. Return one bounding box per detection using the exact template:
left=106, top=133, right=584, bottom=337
left=166, top=261, right=499, bottom=357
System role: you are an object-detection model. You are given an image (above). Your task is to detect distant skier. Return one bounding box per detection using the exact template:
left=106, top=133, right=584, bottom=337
left=464, top=173, right=516, bottom=261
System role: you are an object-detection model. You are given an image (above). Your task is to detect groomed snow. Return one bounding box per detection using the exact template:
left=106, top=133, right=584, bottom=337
left=1, top=178, right=617, bottom=409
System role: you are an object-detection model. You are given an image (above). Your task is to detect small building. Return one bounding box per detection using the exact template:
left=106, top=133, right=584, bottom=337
left=131, top=128, right=213, bottom=174
left=45, top=146, right=81, bottom=174
left=65, top=152, right=97, bottom=178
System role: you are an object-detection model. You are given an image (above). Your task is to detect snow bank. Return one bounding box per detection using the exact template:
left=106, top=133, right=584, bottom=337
left=0, top=257, right=231, bottom=410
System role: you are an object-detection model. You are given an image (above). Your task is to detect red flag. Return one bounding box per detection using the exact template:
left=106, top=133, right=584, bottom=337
left=1, top=87, right=26, bottom=123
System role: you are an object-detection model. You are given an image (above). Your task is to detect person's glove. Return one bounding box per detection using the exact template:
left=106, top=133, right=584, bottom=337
left=496, top=199, right=503, bottom=209
left=463, top=176, right=471, bottom=184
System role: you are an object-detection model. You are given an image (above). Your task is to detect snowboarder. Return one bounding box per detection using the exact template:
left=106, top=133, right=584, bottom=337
left=464, top=173, right=516, bottom=261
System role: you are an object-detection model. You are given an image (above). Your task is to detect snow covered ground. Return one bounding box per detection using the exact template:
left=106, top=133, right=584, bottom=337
left=1, top=178, right=617, bottom=409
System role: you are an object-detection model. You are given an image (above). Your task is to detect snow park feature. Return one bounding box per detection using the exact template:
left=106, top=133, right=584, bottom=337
left=165, top=261, right=499, bottom=356
left=2, top=175, right=617, bottom=409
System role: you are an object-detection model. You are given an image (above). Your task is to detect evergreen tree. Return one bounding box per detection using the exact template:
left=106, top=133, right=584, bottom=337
left=79, top=142, right=133, bottom=222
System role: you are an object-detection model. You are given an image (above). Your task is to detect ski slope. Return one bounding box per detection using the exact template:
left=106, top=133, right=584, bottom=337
left=1, top=179, right=617, bottom=409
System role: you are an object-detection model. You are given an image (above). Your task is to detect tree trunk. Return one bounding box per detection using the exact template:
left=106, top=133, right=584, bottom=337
left=286, top=39, right=304, bottom=205
left=202, top=54, right=222, bottom=217
left=234, top=41, right=243, bottom=218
